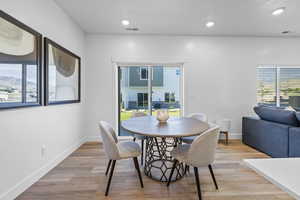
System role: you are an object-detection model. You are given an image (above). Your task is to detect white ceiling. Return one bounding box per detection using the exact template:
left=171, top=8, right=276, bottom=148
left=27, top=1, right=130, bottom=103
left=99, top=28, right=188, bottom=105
left=55, top=0, right=300, bottom=37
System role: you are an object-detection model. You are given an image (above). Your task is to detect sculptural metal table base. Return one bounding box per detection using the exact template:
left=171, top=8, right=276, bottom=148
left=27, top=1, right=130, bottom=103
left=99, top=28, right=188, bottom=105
left=143, top=137, right=185, bottom=182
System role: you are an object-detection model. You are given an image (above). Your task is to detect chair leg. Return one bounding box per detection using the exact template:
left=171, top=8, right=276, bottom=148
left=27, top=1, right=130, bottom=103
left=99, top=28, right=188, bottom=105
left=167, top=159, right=178, bottom=187
left=105, top=160, right=116, bottom=196
left=194, top=167, right=202, bottom=200
left=105, top=159, right=112, bottom=176
left=133, top=157, right=144, bottom=188
left=208, top=164, right=219, bottom=190
left=141, top=139, right=144, bottom=166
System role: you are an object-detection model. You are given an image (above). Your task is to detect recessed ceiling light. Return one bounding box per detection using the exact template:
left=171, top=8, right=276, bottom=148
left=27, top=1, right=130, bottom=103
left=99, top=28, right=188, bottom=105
left=121, top=20, right=130, bottom=26
left=272, top=7, right=285, bottom=16
left=206, top=21, right=215, bottom=28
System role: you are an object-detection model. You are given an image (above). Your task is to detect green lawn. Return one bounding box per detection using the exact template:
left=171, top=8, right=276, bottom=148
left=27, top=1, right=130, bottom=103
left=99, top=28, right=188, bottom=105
left=120, top=109, right=180, bottom=121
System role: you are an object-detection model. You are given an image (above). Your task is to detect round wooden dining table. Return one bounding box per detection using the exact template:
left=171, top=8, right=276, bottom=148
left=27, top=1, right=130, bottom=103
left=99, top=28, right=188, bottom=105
left=121, top=116, right=209, bottom=182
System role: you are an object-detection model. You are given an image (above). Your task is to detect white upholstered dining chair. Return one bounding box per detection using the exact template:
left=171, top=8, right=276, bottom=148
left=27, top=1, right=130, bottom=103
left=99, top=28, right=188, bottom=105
left=98, top=121, right=144, bottom=196
left=182, top=113, right=208, bottom=144
left=131, top=111, right=147, bottom=165
left=167, top=123, right=220, bottom=200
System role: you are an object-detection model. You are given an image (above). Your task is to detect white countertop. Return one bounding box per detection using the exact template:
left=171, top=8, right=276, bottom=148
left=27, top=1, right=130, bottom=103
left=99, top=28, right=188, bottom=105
left=244, top=158, right=300, bottom=200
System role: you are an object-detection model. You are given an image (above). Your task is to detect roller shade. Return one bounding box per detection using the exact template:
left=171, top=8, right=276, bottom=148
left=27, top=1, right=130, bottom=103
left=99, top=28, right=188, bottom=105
left=0, top=17, right=36, bottom=63
left=51, top=45, right=76, bottom=77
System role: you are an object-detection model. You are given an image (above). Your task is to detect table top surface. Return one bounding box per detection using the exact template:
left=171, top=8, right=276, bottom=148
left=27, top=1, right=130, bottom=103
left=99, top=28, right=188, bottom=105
left=244, top=158, right=300, bottom=200
left=121, top=116, right=209, bottom=137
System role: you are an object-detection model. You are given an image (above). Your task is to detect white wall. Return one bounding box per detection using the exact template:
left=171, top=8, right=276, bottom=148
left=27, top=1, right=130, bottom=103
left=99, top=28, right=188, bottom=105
left=0, top=0, right=86, bottom=199
left=85, top=34, right=300, bottom=140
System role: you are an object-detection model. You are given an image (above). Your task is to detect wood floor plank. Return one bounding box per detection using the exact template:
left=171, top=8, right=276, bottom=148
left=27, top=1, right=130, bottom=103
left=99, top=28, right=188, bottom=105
left=16, top=140, right=295, bottom=200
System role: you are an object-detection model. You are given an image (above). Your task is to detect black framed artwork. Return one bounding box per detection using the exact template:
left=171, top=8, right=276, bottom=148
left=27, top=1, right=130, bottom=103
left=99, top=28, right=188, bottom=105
left=0, top=10, right=42, bottom=109
left=44, top=38, right=81, bottom=105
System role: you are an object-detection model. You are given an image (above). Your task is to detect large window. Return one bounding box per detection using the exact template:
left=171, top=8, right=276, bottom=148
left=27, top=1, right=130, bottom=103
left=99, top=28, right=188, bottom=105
left=257, top=66, right=300, bottom=110
left=119, top=65, right=183, bottom=136
left=0, top=11, right=42, bottom=108
left=0, top=64, right=38, bottom=104
left=257, top=67, right=277, bottom=106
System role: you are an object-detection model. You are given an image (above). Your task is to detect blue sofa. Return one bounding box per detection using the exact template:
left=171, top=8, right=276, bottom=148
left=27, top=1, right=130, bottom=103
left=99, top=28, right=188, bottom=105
left=242, top=106, right=300, bottom=158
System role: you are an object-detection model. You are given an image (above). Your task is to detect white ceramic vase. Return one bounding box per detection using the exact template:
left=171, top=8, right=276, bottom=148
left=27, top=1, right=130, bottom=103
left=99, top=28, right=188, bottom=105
left=156, top=109, right=169, bottom=123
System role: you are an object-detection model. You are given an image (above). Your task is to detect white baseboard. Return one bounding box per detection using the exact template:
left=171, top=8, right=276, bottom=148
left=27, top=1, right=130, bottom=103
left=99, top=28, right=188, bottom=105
left=0, top=137, right=87, bottom=200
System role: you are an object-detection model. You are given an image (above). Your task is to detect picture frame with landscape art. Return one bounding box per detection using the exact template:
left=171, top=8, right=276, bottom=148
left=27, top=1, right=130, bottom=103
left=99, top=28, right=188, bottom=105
left=44, top=38, right=80, bottom=105
left=0, top=10, right=42, bottom=109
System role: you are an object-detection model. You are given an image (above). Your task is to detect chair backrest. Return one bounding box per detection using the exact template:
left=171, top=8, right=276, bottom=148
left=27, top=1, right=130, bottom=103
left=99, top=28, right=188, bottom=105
left=98, top=121, right=120, bottom=160
left=187, top=123, right=220, bottom=167
left=187, top=113, right=208, bottom=122
left=132, top=111, right=147, bottom=118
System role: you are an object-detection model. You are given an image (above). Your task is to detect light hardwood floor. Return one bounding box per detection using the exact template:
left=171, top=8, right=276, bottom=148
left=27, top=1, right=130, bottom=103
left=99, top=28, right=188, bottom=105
left=17, top=140, right=294, bottom=200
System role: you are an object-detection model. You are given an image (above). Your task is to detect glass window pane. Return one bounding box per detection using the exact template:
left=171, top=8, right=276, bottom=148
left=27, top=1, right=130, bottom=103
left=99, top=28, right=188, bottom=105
left=26, top=65, right=38, bottom=102
left=119, top=66, right=149, bottom=136
left=152, top=67, right=181, bottom=117
left=257, top=68, right=277, bottom=106
left=0, top=64, right=22, bottom=103
left=279, top=68, right=300, bottom=110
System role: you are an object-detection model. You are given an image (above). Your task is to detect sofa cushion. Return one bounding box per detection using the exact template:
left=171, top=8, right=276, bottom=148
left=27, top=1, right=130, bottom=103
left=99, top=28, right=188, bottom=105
left=242, top=117, right=290, bottom=158
left=254, top=106, right=298, bottom=126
